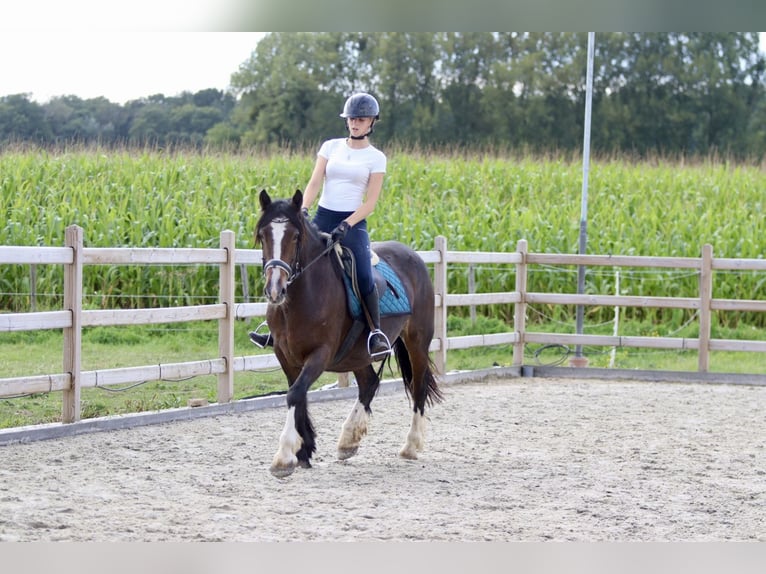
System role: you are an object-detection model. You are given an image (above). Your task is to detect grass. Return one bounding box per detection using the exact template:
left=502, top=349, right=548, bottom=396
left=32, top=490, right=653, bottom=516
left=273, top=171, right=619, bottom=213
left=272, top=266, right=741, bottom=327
left=0, top=320, right=336, bottom=429
left=445, top=314, right=766, bottom=374
left=2, top=314, right=765, bottom=429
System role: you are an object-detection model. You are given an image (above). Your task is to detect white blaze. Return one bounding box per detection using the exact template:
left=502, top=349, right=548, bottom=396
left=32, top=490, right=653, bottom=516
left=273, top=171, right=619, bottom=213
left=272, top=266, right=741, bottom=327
left=270, top=221, right=287, bottom=261
left=265, top=221, right=288, bottom=300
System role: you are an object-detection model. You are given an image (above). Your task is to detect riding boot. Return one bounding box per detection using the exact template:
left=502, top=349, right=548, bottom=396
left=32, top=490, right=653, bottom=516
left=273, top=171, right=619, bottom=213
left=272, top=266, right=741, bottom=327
left=248, top=321, right=273, bottom=348
left=361, top=286, right=392, bottom=360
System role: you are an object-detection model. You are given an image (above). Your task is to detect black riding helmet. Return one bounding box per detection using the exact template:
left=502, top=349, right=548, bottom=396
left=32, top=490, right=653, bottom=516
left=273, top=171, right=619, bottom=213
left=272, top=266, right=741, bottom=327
left=340, top=93, right=380, bottom=139
left=339, top=93, right=380, bottom=119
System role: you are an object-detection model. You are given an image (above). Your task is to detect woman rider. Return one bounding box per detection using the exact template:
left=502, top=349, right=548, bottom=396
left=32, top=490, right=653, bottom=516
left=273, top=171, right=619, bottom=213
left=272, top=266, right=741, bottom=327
left=249, top=92, right=392, bottom=360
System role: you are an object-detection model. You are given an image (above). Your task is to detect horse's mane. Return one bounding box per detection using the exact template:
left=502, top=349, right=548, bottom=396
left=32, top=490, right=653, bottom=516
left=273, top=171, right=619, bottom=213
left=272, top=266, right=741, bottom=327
left=301, top=212, right=326, bottom=245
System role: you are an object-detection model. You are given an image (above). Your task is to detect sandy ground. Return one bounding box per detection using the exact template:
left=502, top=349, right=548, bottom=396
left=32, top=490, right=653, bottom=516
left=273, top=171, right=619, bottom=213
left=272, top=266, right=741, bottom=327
left=1, top=377, right=764, bottom=542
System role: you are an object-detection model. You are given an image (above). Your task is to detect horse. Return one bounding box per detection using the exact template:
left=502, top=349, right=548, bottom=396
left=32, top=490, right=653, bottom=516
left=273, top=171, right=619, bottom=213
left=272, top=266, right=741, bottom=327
left=254, top=189, right=442, bottom=478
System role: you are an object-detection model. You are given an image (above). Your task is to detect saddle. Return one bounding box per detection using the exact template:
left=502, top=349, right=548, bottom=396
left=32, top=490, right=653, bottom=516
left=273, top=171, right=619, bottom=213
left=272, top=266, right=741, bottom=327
left=332, top=244, right=411, bottom=320
left=328, top=245, right=411, bottom=367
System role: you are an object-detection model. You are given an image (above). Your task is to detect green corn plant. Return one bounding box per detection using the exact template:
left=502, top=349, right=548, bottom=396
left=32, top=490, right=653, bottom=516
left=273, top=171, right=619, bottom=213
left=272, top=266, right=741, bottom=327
left=2, top=147, right=765, bottom=331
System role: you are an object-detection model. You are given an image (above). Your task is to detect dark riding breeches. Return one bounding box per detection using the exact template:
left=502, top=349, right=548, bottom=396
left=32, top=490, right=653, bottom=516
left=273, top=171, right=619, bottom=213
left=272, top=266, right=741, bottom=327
left=313, top=206, right=375, bottom=296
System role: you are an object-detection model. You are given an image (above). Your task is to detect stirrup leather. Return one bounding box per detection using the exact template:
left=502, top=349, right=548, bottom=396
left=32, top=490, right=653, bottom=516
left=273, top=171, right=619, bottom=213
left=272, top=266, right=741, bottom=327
left=249, top=321, right=272, bottom=348
left=367, top=329, right=392, bottom=360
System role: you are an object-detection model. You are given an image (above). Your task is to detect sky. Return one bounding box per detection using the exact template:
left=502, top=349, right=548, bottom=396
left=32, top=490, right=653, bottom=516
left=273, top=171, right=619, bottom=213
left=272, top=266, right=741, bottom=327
left=1, top=25, right=765, bottom=105
left=0, top=32, right=266, bottom=104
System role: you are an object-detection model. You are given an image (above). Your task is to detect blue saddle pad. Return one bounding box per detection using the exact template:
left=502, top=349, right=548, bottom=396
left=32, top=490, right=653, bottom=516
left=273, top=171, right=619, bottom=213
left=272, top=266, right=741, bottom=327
left=342, top=259, right=411, bottom=320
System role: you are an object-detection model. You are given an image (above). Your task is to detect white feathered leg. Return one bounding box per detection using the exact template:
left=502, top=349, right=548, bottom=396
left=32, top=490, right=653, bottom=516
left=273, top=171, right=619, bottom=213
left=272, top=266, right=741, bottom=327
left=270, top=406, right=302, bottom=477
left=337, top=400, right=369, bottom=460
left=399, top=410, right=426, bottom=460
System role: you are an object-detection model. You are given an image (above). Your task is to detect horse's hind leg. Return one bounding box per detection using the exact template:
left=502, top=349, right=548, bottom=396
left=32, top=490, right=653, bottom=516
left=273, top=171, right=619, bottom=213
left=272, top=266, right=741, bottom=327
left=400, top=409, right=428, bottom=460
left=337, top=365, right=380, bottom=460
left=397, top=334, right=442, bottom=460
left=399, top=357, right=427, bottom=459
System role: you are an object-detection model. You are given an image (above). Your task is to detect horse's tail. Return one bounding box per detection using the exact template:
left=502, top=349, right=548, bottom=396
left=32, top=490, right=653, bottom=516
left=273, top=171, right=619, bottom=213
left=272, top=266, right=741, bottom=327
left=393, top=338, right=443, bottom=414
left=392, top=338, right=412, bottom=389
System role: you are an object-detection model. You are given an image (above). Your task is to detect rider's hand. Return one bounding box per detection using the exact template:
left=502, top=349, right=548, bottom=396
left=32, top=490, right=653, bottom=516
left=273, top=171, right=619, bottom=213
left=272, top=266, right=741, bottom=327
left=301, top=207, right=309, bottom=218
left=331, top=221, right=350, bottom=243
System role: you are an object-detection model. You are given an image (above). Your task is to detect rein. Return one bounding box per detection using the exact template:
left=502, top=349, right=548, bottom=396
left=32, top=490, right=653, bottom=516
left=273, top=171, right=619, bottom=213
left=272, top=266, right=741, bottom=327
left=285, top=241, right=337, bottom=285
left=263, top=230, right=338, bottom=287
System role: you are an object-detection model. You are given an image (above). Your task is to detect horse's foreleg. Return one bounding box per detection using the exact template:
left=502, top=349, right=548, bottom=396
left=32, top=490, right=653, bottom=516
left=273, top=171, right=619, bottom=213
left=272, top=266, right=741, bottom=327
left=270, top=357, right=325, bottom=478
left=270, top=406, right=303, bottom=478
left=270, top=399, right=315, bottom=478
left=399, top=408, right=427, bottom=460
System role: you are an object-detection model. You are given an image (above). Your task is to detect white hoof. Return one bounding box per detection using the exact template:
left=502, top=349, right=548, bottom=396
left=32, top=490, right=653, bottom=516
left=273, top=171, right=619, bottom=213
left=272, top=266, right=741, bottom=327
left=270, top=456, right=297, bottom=478
left=398, top=444, right=419, bottom=460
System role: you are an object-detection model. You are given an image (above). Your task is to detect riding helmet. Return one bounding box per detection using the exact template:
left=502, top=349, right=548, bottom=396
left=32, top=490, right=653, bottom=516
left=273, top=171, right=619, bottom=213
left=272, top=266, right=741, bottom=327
left=339, top=93, right=380, bottom=119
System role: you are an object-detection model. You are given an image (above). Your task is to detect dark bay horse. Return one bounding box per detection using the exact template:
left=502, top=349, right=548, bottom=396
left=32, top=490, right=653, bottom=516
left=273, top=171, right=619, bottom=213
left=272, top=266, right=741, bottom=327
left=255, top=190, right=442, bottom=478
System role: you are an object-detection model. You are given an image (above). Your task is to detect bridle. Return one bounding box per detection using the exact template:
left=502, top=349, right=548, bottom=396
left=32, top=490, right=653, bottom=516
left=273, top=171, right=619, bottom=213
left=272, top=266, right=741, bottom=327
left=261, top=216, right=337, bottom=287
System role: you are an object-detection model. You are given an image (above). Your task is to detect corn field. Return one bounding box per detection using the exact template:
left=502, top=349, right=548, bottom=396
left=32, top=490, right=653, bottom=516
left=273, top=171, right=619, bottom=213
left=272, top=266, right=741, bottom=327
left=2, top=147, right=765, bottom=329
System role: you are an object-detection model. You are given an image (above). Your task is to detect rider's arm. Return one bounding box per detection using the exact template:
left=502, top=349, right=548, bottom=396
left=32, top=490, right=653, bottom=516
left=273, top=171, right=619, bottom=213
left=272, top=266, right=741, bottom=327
left=301, top=156, right=328, bottom=211
left=345, top=172, right=384, bottom=228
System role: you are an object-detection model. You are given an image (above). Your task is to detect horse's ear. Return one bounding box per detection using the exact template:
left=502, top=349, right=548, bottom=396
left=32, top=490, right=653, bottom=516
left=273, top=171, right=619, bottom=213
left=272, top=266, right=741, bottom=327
left=259, top=189, right=271, bottom=211
left=292, top=189, right=303, bottom=211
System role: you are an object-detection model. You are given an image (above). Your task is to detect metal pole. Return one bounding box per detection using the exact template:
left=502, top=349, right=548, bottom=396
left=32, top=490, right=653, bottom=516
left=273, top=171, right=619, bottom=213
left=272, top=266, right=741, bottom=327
left=573, top=32, right=595, bottom=366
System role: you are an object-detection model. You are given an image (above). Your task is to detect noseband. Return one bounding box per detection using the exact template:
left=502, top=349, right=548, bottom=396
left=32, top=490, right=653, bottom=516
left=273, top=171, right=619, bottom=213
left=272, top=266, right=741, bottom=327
left=263, top=256, right=300, bottom=286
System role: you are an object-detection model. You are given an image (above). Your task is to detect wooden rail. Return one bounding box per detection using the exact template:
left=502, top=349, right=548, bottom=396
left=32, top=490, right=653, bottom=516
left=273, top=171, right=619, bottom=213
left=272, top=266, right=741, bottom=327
left=2, top=226, right=765, bottom=424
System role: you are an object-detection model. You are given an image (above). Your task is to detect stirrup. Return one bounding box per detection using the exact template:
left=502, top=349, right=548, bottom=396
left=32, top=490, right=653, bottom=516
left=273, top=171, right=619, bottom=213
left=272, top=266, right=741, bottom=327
left=367, top=329, right=392, bottom=361
left=249, top=321, right=272, bottom=348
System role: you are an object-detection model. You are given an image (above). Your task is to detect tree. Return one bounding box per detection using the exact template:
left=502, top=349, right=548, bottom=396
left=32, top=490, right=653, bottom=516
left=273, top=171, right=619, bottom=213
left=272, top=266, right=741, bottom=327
left=43, top=95, right=128, bottom=144
left=0, top=94, right=52, bottom=143
left=230, top=33, right=343, bottom=147
left=370, top=33, right=441, bottom=143
left=128, top=101, right=172, bottom=145
left=2, top=33, right=765, bottom=157
left=592, top=32, right=766, bottom=158
left=166, top=104, right=223, bottom=146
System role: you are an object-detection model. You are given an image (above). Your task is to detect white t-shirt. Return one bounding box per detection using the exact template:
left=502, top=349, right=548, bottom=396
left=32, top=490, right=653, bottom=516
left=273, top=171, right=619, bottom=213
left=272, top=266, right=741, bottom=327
left=316, top=138, right=387, bottom=212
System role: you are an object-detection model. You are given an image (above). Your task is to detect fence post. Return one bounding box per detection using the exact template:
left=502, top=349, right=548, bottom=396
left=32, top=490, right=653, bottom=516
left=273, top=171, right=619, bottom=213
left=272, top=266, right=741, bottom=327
left=62, top=225, right=83, bottom=423
left=468, top=264, right=476, bottom=325
left=433, top=235, right=448, bottom=375
left=217, top=230, right=236, bottom=403
left=30, top=264, right=37, bottom=312
left=337, top=372, right=350, bottom=388
left=698, top=243, right=713, bottom=372
left=512, top=239, right=528, bottom=367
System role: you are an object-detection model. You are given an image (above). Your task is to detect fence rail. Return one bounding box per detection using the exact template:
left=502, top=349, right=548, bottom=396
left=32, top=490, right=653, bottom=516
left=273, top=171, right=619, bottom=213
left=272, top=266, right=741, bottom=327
left=2, top=226, right=765, bottom=424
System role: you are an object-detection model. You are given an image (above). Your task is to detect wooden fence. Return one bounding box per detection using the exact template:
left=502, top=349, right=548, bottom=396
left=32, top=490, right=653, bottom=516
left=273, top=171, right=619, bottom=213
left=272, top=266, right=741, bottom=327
left=2, top=225, right=766, bottom=423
